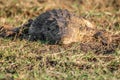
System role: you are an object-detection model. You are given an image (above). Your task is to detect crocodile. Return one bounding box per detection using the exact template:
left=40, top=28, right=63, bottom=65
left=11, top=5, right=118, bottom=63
left=0, top=9, right=96, bottom=44
left=0, top=9, right=119, bottom=53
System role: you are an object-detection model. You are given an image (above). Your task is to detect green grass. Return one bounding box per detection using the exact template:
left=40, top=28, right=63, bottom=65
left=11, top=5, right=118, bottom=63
left=0, top=0, right=120, bottom=80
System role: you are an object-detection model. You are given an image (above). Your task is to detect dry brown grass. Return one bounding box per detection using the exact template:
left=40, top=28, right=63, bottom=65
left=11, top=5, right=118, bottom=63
left=0, top=0, right=120, bottom=80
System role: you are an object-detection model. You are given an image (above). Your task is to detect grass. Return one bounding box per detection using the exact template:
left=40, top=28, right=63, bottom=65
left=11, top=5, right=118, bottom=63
left=0, top=0, right=120, bottom=80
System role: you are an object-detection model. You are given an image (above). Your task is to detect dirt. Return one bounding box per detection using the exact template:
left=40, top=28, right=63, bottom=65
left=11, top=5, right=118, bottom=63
left=0, top=9, right=120, bottom=54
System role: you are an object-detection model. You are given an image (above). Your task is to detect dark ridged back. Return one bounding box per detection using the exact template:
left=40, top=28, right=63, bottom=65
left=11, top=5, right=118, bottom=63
left=29, top=9, right=71, bottom=44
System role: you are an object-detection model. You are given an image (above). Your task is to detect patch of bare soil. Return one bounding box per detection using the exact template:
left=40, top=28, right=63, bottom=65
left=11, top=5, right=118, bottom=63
left=0, top=9, right=120, bottom=54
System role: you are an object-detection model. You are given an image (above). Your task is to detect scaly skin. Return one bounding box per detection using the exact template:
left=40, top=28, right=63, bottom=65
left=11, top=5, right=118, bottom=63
left=0, top=9, right=119, bottom=54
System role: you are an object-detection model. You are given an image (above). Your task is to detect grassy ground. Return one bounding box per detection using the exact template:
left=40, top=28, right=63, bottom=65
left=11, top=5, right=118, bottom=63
left=0, top=0, right=120, bottom=80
